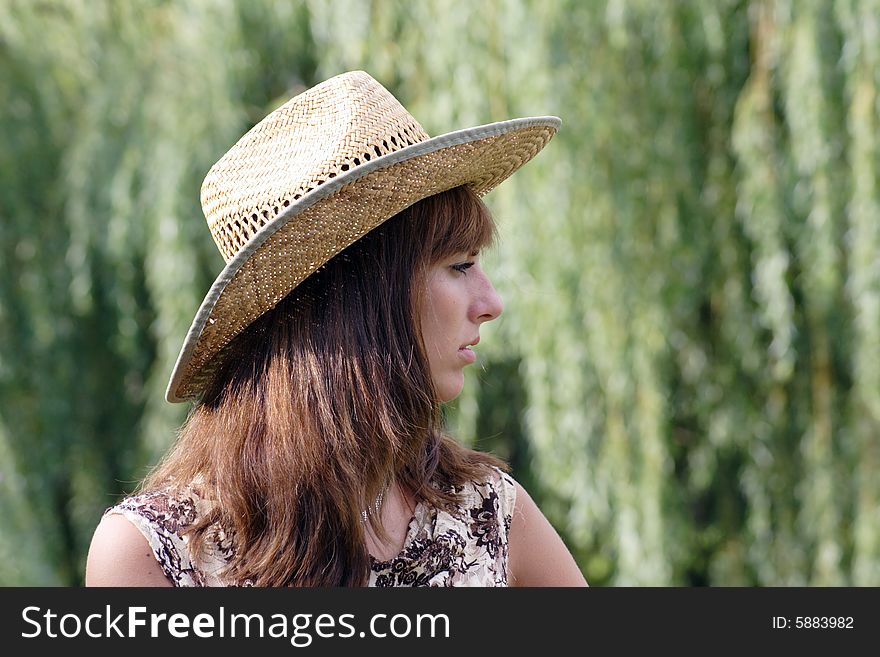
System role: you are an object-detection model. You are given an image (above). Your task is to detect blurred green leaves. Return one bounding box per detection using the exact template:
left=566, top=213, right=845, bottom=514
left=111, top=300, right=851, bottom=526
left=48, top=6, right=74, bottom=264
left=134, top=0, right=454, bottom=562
left=1, top=0, right=878, bottom=586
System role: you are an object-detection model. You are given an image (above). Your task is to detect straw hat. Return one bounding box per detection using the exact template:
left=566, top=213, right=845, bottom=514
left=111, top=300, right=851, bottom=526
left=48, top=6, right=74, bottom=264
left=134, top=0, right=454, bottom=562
left=166, top=70, right=560, bottom=402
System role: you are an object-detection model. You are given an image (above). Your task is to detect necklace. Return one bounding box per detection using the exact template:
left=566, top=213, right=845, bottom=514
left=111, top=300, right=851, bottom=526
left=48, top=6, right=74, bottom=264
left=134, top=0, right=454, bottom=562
left=361, top=485, right=388, bottom=523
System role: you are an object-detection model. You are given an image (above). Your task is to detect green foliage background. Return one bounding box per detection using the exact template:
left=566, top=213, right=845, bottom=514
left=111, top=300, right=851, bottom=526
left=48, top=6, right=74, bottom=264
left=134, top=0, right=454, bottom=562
left=2, top=0, right=878, bottom=586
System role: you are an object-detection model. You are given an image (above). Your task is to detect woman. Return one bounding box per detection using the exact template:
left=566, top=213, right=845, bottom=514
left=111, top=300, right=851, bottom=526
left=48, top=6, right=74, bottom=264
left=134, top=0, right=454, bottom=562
left=85, top=71, right=587, bottom=587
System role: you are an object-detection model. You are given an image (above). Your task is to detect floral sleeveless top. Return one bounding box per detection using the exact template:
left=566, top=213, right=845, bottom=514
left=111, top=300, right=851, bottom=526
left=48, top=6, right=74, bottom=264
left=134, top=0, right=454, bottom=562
left=105, top=467, right=517, bottom=587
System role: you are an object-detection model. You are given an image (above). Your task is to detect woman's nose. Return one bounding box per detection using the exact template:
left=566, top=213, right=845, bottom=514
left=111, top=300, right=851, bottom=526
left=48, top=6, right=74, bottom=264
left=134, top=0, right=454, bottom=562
left=473, top=273, right=504, bottom=323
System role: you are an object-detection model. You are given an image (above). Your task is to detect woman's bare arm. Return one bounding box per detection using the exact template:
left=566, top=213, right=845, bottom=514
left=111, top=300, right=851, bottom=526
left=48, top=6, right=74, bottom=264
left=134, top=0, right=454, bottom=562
left=508, top=479, right=588, bottom=587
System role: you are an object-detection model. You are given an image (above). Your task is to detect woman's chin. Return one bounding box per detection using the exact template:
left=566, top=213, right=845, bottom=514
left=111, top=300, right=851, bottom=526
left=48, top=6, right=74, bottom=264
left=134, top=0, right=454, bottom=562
left=435, top=374, right=465, bottom=403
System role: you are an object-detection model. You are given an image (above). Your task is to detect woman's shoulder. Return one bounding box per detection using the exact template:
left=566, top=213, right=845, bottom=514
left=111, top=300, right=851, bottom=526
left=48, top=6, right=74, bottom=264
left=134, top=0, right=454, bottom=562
left=454, top=465, right=517, bottom=518
left=85, top=512, right=174, bottom=586
left=109, top=487, right=203, bottom=533
left=86, top=485, right=223, bottom=587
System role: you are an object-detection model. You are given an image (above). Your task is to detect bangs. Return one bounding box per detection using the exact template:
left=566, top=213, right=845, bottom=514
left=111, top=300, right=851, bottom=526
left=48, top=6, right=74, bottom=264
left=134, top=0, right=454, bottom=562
left=422, top=185, right=497, bottom=261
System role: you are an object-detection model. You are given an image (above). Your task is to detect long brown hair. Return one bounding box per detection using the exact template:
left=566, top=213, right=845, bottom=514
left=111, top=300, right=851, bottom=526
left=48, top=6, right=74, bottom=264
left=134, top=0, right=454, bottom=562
left=144, top=185, right=506, bottom=586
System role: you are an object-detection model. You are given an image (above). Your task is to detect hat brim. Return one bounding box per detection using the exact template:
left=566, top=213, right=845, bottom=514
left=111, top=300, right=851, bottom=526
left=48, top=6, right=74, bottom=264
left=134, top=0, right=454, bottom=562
left=166, top=116, right=561, bottom=402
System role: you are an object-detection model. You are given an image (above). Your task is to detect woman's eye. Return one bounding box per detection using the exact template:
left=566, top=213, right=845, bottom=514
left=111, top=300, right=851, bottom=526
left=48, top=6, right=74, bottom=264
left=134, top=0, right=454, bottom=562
left=451, top=262, right=475, bottom=274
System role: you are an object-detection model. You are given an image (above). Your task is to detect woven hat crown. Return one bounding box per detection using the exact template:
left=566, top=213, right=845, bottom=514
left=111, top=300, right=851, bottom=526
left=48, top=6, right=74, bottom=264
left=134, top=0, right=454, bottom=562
left=201, top=71, right=431, bottom=262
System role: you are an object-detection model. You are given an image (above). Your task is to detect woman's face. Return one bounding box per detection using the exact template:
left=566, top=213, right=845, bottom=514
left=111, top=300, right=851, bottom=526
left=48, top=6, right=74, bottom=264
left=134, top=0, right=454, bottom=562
left=420, top=251, right=504, bottom=402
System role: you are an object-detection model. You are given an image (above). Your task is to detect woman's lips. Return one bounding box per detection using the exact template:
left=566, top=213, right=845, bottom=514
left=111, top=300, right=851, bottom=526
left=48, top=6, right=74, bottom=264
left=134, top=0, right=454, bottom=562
left=458, top=346, right=477, bottom=364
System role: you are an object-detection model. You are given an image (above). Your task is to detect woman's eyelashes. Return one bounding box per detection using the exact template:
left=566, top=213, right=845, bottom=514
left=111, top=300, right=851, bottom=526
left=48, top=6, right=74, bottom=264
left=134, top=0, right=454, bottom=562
left=451, top=261, right=475, bottom=275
